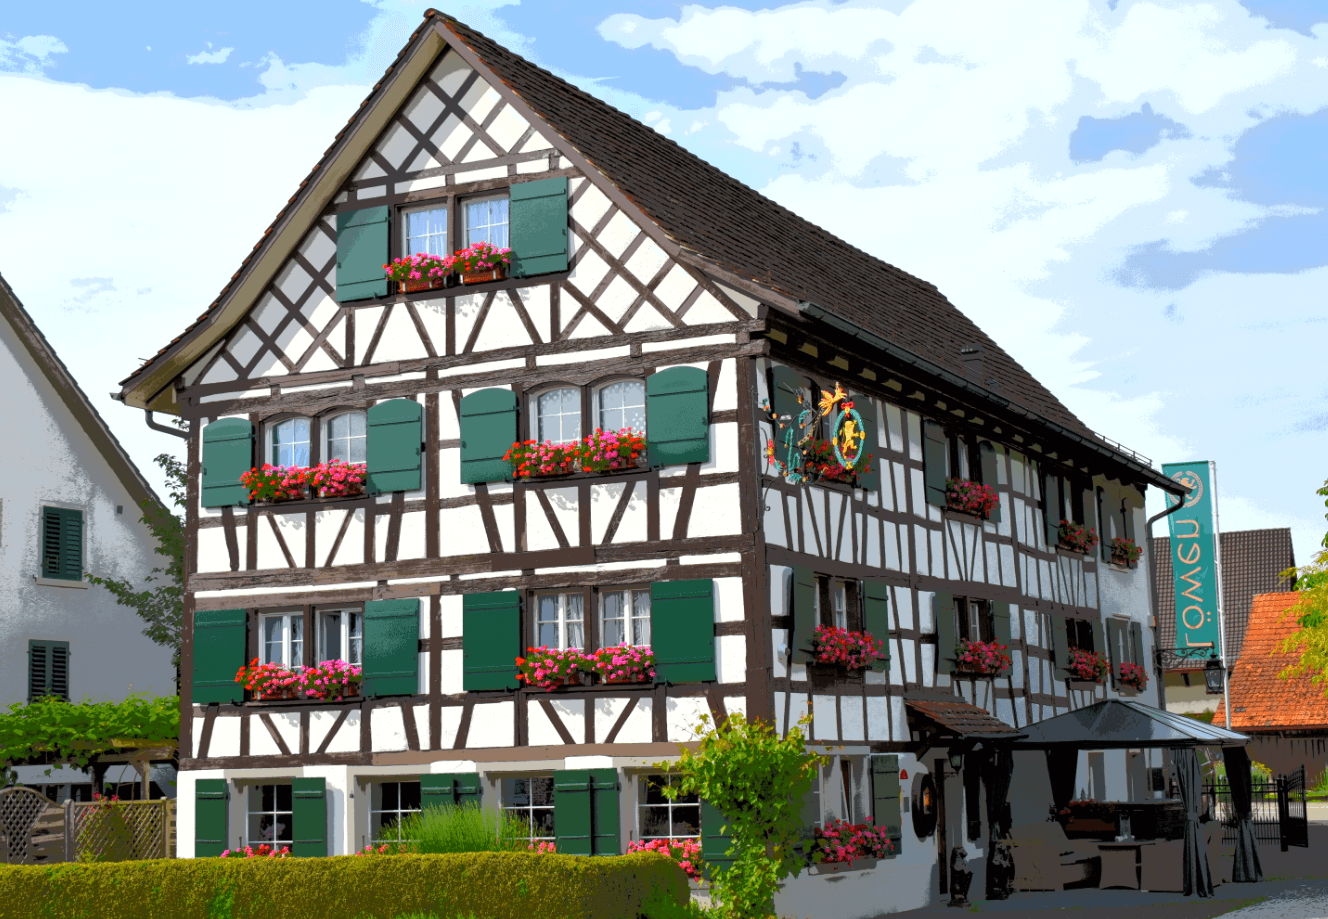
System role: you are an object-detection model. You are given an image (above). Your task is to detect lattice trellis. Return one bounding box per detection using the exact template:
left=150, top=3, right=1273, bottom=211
left=0, top=787, right=55, bottom=864
left=69, top=800, right=169, bottom=862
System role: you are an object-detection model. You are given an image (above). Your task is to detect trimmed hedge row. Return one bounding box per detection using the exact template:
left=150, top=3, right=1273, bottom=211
left=0, top=851, right=688, bottom=919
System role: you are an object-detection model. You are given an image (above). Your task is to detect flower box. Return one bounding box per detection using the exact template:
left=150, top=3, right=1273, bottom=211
left=1066, top=679, right=1099, bottom=690
left=1118, top=661, right=1149, bottom=692
left=240, top=465, right=310, bottom=503
left=588, top=645, right=655, bottom=684
left=953, top=638, right=1011, bottom=676
left=515, top=646, right=593, bottom=691
left=811, top=817, right=894, bottom=868
left=309, top=461, right=368, bottom=499
left=811, top=625, right=885, bottom=671
left=1057, top=520, right=1100, bottom=555
left=453, top=241, right=512, bottom=285
left=802, top=439, right=874, bottom=489
left=385, top=253, right=452, bottom=292
left=1109, top=537, right=1142, bottom=568
left=505, top=429, right=647, bottom=479
left=398, top=277, right=452, bottom=293
left=1067, top=648, right=1109, bottom=684
left=462, top=265, right=508, bottom=285
left=235, top=658, right=363, bottom=701
left=945, top=478, right=998, bottom=519
left=808, top=858, right=880, bottom=874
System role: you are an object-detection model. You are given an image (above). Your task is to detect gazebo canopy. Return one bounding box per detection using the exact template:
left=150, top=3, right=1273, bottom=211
left=1011, top=699, right=1248, bottom=749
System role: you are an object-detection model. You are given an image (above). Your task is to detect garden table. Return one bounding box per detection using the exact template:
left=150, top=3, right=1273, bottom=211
left=1096, top=840, right=1156, bottom=889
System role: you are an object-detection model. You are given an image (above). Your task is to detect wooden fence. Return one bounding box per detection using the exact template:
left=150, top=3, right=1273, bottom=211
left=0, top=787, right=175, bottom=863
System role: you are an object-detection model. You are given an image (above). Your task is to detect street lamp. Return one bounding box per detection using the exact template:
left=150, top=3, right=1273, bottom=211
left=1203, top=658, right=1224, bottom=695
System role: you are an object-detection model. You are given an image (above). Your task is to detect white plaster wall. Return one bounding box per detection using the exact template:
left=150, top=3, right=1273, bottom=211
left=0, top=310, right=173, bottom=708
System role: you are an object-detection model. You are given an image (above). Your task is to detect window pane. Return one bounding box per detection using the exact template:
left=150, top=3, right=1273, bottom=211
left=327, top=412, right=367, bottom=464
left=642, top=775, right=671, bottom=805
left=275, top=784, right=292, bottom=811
left=398, top=781, right=421, bottom=811
left=597, top=380, right=646, bottom=433
left=641, top=807, right=671, bottom=838
left=348, top=613, right=362, bottom=666
left=632, top=590, right=651, bottom=647
left=405, top=207, right=448, bottom=257
left=530, top=807, right=555, bottom=839
left=537, top=596, right=560, bottom=647
left=504, top=778, right=531, bottom=808
left=263, top=617, right=283, bottom=665
left=602, top=591, right=626, bottom=648
left=565, top=593, right=583, bottom=650
left=289, top=615, right=303, bottom=667
left=322, top=613, right=341, bottom=662
left=537, top=388, right=580, bottom=443
left=272, top=418, right=311, bottom=467
left=671, top=804, right=701, bottom=837
left=464, top=195, right=510, bottom=249
left=529, top=776, right=555, bottom=807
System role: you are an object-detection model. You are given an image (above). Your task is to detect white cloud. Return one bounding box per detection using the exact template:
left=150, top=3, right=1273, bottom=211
left=0, top=34, right=68, bottom=73
left=186, top=44, right=234, bottom=65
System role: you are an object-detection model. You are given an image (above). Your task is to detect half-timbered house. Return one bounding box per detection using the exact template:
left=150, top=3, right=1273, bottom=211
left=116, top=12, right=1185, bottom=913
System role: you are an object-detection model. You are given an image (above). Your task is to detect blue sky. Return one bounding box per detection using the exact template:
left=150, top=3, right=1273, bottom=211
left=2, top=0, right=1327, bottom=563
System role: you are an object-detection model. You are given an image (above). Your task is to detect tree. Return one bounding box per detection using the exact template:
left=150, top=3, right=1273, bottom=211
left=86, top=441, right=185, bottom=689
left=1279, top=479, right=1328, bottom=693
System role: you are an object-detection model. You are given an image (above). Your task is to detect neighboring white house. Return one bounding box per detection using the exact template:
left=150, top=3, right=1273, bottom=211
left=0, top=271, right=175, bottom=799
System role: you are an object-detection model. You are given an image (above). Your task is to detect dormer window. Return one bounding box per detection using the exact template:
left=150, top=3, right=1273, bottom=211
left=403, top=205, right=447, bottom=256
left=270, top=418, right=311, bottom=467
left=324, top=411, right=367, bottom=464
left=463, top=194, right=509, bottom=249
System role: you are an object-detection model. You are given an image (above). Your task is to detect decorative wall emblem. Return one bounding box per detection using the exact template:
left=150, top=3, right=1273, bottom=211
left=763, top=381, right=872, bottom=487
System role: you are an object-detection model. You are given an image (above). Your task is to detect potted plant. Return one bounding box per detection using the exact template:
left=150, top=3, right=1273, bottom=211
left=945, top=478, right=999, bottom=519
left=1058, top=520, right=1100, bottom=555
left=235, top=659, right=303, bottom=700
left=811, top=625, right=885, bottom=671
left=1109, top=537, right=1142, bottom=568
left=1066, top=648, right=1109, bottom=684
left=384, top=253, right=453, bottom=293
left=308, top=460, right=367, bottom=498
left=1118, top=661, right=1149, bottom=692
left=453, top=241, right=512, bottom=285
left=240, top=465, right=309, bottom=503
left=802, top=439, right=874, bottom=488
left=953, top=638, right=1011, bottom=676
left=579, top=429, right=647, bottom=473
left=296, top=659, right=364, bottom=701
left=503, top=439, right=581, bottom=478
left=811, top=817, right=894, bottom=870
left=587, top=645, right=655, bottom=684
left=514, top=646, right=592, bottom=691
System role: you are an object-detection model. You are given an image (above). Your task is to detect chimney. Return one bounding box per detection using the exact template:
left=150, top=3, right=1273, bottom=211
left=960, top=343, right=984, bottom=384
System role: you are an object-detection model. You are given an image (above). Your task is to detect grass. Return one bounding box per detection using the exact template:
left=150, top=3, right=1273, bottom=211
left=393, top=802, right=529, bottom=855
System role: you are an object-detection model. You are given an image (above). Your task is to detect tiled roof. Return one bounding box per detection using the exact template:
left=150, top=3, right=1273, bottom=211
left=1213, top=592, right=1328, bottom=731
left=906, top=699, right=1024, bottom=739
left=1154, top=528, right=1295, bottom=669
left=440, top=18, right=1098, bottom=441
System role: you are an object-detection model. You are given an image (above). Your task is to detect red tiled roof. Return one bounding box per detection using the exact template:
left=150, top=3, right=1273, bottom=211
left=1213, top=592, right=1328, bottom=731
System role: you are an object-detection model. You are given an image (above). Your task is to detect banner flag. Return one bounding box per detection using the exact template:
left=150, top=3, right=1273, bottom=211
left=1162, top=462, right=1222, bottom=657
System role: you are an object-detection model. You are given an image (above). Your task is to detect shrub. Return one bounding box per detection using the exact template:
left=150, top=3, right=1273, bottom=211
left=0, top=850, right=687, bottom=919
left=396, top=802, right=529, bottom=855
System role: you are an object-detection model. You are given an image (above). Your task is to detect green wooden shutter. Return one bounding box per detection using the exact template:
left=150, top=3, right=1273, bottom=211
left=192, top=609, right=248, bottom=704
left=870, top=754, right=902, bottom=857
left=41, top=507, right=83, bottom=581
left=454, top=773, right=482, bottom=807
left=791, top=566, right=817, bottom=665
left=201, top=419, right=254, bottom=508
left=1043, top=470, right=1062, bottom=546
left=459, top=389, right=517, bottom=485
left=651, top=579, right=715, bottom=683
left=367, top=399, right=423, bottom=494
left=336, top=206, right=390, bottom=302
left=848, top=392, right=880, bottom=492
left=362, top=598, right=420, bottom=697
left=28, top=640, right=70, bottom=702
left=992, top=601, right=1012, bottom=675
left=1082, top=482, right=1099, bottom=549
left=922, top=420, right=947, bottom=507
left=978, top=442, right=1002, bottom=523
left=1106, top=619, right=1123, bottom=688
left=554, top=769, right=593, bottom=856
left=701, top=798, right=735, bottom=878
left=934, top=591, right=955, bottom=675
left=1122, top=498, right=1137, bottom=543
left=1130, top=622, right=1146, bottom=670
left=590, top=768, right=620, bottom=856
left=863, top=579, right=891, bottom=673
left=1091, top=619, right=1106, bottom=660
left=647, top=366, right=709, bottom=467
left=463, top=591, right=521, bottom=691
left=1097, top=487, right=1110, bottom=561
left=291, top=777, right=327, bottom=857
left=510, top=177, right=569, bottom=277
left=1051, top=615, right=1070, bottom=680
left=195, top=779, right=229, bottom=857
left=422, top=773, right=483, bottom=809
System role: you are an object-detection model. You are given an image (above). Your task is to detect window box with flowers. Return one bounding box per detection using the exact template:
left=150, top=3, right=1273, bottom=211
left=945, top=478, right=999, bottom=520
left=504, top=429, right=647, bottom=480
left=235, top=658, right=363, bottom=702
left=953, top=638, right=1011, bottom=676
left=1109, top=537, right=1142, bottom=569
left=239, top=462, right=367, bottom=504
left=1118, top=661, right=1149, bottom=693
left=514, top=647, right=593, bottom=691
left=453, top=241, right=512, bottom=285
left=587, top=645, right=655, bottom=684
left=812, top=625, right=885, bottom=671
left=809, top=817, right=894, bottom=873
left=1066, top=648, right=1109, bottom=685
left=384, top=253, right=455, bottom=293
left=1057, top=520, right=1100, bottom=555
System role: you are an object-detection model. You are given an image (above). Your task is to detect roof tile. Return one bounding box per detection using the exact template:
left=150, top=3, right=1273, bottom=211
left=1213, top=592, right=1328, bottom=731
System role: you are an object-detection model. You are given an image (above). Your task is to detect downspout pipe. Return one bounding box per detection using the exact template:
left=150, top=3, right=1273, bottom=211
left=145, top=410, right=189, bottom=440
left=1148, top=497, right=1187, bottom=712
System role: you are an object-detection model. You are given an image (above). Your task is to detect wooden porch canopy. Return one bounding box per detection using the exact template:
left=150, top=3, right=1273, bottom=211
left=1010, top=700, right=1248, bottom=749
left=906, top=698, right=1026, bottom=749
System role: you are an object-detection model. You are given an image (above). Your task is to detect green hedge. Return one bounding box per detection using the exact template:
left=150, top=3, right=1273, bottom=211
left=0, top=851, right=687, bottom=919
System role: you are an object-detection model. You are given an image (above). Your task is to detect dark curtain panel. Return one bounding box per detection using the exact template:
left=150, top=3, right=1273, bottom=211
left=1175, top=747, right=1214, bottom=897
left=1046, top=747, right=1077, bottom=811
left=1222, top=745, right=1264, bottom=883
left=984, top=745, right=1015, bottom=899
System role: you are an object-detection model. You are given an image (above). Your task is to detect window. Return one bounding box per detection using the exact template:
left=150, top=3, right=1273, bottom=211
left=501, top=776, right=554, bottom=843
left=1112, top=619, right=1136, bottom=666
left=639, top=774, right=700, bottom=841
left=536, top=593, right=583, bottom=650
left=28, top=640, right=70, bottom=702
left=463, top=194, right=510, bottom=249
left=535, top=388, right=581, bottom=442
left=955, top=597, right=993, bottom=643
left=270, top=418, right=311, bottom=467
left=815, top=577, right=856, bottom=630
left=1066, top=618, right=1094, bottom=653
left=816, top=757, right=857, bottom=824
left=40, top=506, right=83, bottom=581
left=601, top=588, right=650, bottom=648
left=319, top=609, right=362, bottom=665
left=403, top=206, right=447, bottom=257
left=247, top=784, right=293, bottom=846
left=324, top=412, right=367, bottom=464
left=369, top=780, right=421, bottom=844
left=261, top=612, right=304, bottom=668
left=596, top=380, right=646, bottom=433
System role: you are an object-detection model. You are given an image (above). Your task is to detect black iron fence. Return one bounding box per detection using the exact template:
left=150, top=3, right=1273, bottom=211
left=1202, top=766, right=1308, bottom=851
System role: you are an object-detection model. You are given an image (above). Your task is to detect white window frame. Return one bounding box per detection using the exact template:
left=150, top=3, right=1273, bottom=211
left=637, top=773, right=700, bottom=842
left=462, top=193, right=510, bottom=249
left=594, top=379, right=647, bottom=433
left=401, top=204, right=448, bottom=257
left=267, top=417, right=311, bottom=467
left=599, top=588, right=651, bottom=648
left=322, top=410, right=367, bottom=465
left=367, top=779, right=421, bottom=845
left=246, top=782, right=294, bottom=847
left=535, top=592, right=584, bottom=651
left=830, top=580, right=848, bottom=631
left=260, top=611, right=304, bottom=669
left=318, top=608, right=363, bottom=665
left=500, top=776, right=555, bottom=843
left=532, top=386, right=582, bottom=443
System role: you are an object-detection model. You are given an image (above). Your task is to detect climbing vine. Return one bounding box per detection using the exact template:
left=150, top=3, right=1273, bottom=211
left=0, top=694, right=178, bottom=781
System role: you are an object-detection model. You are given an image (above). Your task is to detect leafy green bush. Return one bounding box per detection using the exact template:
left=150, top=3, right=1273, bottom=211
left=397, top=803, right=528, bottom=855
left=0, top=851, right=687, bottom=919
left=0, top=694, right=178, bottom=779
